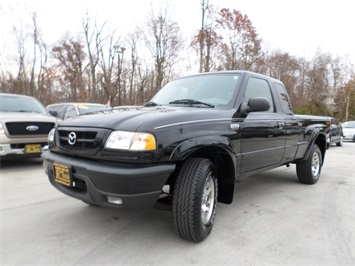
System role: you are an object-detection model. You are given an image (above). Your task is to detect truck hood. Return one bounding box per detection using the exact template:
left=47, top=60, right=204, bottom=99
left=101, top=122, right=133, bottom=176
left=0, top=112, right=58, bottom=123
left=58, top=106, right=232, bottom=131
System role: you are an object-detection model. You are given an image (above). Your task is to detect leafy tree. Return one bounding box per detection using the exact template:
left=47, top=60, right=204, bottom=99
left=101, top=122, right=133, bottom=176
left=191, top=0, right=220, bottom=72
left=216, top=8, right=262, bottom=71
left=260, top=50, right=300, bottom=104
left=335, top=77, right=355, bottom=121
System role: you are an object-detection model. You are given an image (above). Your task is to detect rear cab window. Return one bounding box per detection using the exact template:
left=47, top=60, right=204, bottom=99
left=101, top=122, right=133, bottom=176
left=274, top=83, right=294, bottom=115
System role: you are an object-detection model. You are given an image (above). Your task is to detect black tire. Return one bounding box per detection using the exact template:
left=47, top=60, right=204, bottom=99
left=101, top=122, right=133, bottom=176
left=296, top=144, right=322, bottom=184
left=336, top=136, right=343, bottom=146
left=172, top=158, right=218, bottom=243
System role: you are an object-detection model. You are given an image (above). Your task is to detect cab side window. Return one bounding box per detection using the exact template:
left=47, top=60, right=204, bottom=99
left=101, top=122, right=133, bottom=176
left=244, top=78, right=275, bottom=112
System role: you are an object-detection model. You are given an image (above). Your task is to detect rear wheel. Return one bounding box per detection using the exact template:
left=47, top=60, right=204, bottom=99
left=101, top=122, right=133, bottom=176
left=172, top=158, right=217, bottom=243
left=296, top=144, right=322, bottom=184
left=336, top=136, right=343, bottom=146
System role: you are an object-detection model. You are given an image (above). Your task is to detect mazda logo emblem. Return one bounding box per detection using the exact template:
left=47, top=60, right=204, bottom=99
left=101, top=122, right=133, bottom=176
left=68, top=132, right=77, bottom=145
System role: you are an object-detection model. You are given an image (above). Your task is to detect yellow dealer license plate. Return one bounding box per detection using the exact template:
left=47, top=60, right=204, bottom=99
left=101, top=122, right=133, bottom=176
left=53, top=163, right=72, bottom=187
left=25, top=144, right=41, bottom=153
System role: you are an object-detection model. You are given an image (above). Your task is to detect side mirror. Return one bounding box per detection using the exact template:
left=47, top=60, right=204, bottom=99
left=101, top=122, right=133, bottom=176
left=239, top=97, right=270, bottom=117
left=48, top=110, right=58, bottom=117
left=248, top=97, right=270, bottom=112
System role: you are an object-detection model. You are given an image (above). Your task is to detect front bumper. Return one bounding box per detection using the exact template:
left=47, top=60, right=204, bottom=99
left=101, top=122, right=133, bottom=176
left=343, top=132, right=355, bottom=141
left=42, top=150, right=176, bottom=210
left=0, top=143, right=48, bottom=159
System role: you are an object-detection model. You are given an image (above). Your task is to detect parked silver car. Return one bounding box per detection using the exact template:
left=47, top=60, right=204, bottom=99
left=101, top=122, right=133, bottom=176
left=342, top=121, right=355, bottom=142
left=0, top=93, right=58, bottom=160
left=46, top=102, right=112, bottom=121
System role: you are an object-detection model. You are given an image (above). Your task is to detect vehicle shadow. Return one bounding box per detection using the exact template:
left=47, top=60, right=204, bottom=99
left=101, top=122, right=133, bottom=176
left=0, top=157, right=43, bottom=169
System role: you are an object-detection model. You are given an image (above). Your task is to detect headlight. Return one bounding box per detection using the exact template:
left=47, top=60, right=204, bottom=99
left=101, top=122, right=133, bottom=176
left=48, top=128, right=56, bottom=143
left=105, top=131, right=156, bottom=151
left=0, top=122, right=4, bottom=134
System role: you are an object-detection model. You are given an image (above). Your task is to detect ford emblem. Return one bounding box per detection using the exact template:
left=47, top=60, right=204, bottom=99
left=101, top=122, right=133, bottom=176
left=68, top=132, right=77, bottom=145
left=26, top=125, right=39, bottom=132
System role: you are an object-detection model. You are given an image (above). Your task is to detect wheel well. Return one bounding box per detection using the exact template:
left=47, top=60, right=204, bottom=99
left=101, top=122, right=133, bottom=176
left=174, top=146, right=236, bottom=204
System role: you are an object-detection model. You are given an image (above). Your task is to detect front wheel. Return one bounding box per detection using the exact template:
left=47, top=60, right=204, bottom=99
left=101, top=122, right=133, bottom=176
left=172, top=158, right=217, bottom=243
left=296, top=144, right=322, bottom=184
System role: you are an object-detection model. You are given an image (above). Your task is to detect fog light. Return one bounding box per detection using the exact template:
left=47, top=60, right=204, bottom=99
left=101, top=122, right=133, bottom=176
left=107, top=196, right=122, bottom=205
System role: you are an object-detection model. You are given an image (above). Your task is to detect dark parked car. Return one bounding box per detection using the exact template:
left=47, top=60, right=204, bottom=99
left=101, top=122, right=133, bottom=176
left=342, top=121, right=355, bottom=142
left=46, top=103, right=112, bottom=121
left=326, top=117, right=343, bottom=147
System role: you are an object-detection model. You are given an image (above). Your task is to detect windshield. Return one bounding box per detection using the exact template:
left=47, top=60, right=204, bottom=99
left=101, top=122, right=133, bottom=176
left=342, top=121, right=355, bottom=128
left=149, top=73, right=241, bottom=107
left=0, top=94, right=47, bottom=113
left=77, top=104, right=112, bottom=115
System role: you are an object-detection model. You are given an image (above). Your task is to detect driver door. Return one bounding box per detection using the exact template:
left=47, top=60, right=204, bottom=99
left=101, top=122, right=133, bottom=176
left=240, top=77, right=286, bottom=173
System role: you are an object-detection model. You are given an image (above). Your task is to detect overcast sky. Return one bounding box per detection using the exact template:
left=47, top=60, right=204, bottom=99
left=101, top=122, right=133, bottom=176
left=0, top=0, right=354, bottom=62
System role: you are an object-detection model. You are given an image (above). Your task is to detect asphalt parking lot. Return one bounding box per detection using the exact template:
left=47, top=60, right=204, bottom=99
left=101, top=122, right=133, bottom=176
left=1, top=142, right=354, bottom=265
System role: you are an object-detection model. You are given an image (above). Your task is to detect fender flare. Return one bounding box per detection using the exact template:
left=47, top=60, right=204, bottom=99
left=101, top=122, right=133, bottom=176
left=301, top=126, right=327, bottom=164
left=168, top=135, right=236, bottom=163
left=168, top=135, right=238, bottom=204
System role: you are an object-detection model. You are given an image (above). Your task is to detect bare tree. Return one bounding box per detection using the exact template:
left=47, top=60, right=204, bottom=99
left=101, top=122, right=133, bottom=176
left=52, top=35, right=87, bottom=101
left=126, top=32, right=139, bottom=104
left=82, top=13, right=106, bottom=102
left=36, top=37, right=50, bottom=102
left=14, top=24, right=28, bottom=95
left=29, top=12, right=50, bottom=102
left=29, top=12, right=38, bottom=96
left=136, top=62, right=152, bottom=104
left=96, top=31, right=124, bottom=106
left=142, top=2, right=184, bottom=93
left=306, top=51, right=332, bottom=114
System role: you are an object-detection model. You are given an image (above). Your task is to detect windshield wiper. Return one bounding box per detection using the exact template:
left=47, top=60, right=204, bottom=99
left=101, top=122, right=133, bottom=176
left=145, top=101, right=161, bottom=107
left=169, top=99, right=214, bottom=108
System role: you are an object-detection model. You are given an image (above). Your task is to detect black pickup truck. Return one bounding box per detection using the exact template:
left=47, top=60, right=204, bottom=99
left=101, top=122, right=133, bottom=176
left=42, top=71, right=328, bottom=242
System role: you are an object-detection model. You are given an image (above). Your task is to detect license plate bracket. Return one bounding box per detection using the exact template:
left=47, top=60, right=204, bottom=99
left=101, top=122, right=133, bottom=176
left=53, top=163, right=72, bottom=187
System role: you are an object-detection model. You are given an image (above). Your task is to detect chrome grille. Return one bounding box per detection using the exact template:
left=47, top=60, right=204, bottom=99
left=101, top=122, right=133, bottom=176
left=58, top=130, right=98, bottom=149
